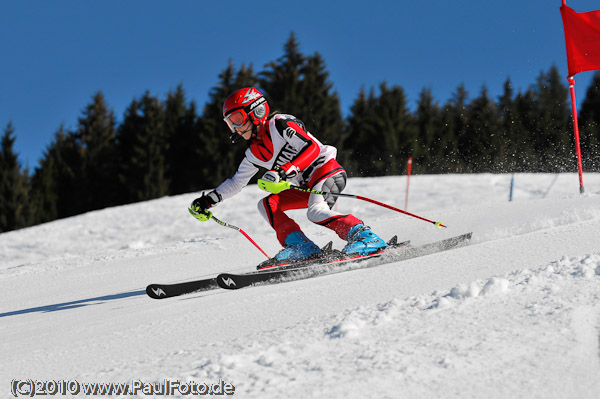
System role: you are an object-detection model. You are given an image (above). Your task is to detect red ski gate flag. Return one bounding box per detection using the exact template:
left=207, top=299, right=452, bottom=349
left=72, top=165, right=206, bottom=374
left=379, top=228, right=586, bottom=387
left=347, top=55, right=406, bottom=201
left=561, top=4, right=600, bottom=77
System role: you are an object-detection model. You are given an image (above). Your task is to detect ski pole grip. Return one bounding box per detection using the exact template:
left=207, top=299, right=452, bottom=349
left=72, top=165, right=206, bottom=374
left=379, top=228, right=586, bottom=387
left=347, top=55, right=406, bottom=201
left=257, top=179, right=292, bottom=194
left=188, top=208, right=212, bottom=221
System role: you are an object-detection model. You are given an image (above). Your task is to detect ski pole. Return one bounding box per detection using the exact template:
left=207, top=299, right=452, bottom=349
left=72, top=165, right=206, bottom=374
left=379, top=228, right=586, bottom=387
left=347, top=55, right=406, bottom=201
left=188, top=209, right=271, bottom=258
left=257, top=180, right=446, bottom=228
left=298, top=186, right=446, bottom=228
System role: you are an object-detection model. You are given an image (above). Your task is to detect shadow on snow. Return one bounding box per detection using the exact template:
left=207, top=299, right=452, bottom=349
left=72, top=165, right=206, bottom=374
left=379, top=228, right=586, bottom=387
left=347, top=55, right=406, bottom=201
left=0, top=290, right=146, bottom=318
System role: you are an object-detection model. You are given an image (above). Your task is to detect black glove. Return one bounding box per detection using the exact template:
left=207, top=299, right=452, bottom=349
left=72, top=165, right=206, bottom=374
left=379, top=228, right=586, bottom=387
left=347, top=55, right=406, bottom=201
left=190, top=190, right=221, bottom=214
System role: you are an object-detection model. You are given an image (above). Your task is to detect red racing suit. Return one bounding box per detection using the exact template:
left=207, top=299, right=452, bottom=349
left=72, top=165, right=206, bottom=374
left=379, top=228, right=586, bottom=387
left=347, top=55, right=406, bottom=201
left=214, top=114, right=361, bottom=245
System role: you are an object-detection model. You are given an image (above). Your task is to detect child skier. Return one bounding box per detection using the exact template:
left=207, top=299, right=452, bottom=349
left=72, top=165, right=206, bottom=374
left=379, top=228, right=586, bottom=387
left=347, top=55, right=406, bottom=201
left=189, top=87, right=387, bottom=263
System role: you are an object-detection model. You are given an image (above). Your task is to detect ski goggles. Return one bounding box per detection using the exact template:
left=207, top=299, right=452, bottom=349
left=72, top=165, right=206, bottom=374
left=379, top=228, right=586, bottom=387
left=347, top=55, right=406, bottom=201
left=223, top=109, right=249, bottom=132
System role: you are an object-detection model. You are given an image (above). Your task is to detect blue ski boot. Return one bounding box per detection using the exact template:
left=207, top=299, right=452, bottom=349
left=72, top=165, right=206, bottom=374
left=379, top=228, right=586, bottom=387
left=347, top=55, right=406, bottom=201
left=273, top=231, right=322, bottom=263
left=342, top=223, right=387, bottom=256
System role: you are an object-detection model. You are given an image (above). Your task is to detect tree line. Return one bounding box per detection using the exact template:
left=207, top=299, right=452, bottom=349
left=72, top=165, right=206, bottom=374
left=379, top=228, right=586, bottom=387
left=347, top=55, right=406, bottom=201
left=2, top=33, right=600, bottom=233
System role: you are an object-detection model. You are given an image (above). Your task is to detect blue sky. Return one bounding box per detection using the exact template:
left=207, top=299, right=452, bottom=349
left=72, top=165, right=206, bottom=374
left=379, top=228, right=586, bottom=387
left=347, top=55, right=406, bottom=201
left=1, top=0, right=599, bottom=168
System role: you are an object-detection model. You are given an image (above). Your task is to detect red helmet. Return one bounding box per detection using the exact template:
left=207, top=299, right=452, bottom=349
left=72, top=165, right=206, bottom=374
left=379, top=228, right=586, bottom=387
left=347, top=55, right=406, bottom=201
left=222, top=87, right=270, bottom=134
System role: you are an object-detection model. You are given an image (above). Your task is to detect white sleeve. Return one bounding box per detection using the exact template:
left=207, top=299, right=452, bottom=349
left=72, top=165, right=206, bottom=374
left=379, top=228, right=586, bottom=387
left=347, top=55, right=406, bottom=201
left=215, top=156, right=259, bottom=200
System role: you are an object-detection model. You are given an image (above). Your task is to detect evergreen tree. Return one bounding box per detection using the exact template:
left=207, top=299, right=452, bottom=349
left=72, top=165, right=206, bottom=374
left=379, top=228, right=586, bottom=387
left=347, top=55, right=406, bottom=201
left=296, top=52, right=343, bottom=146
left=77, top=92, right=118, bottom=209
left=164, top=85, right=202, bottom=194
left=30, top=125, right=86, bottom=221
left=0, top=122, right=30, bottom=232
left=198, top=61, right=258, bottom=188
left=259, top=33, right=305, bottom=114
left=340, top=88, right=375, bottom=175
left=349, top=86, right=384, bottom=176
left=259, top=33, right=343, bottom=147
left=344, top=83, right=415, bottom=176
left=439, top=85, right=469, bottom=172
left=413, top=87, right=444, bottom=173
left=463, top=85, right=502, bottom=172
left=29, top=149, right=58, bottom=225
left=531, top=65, right=572, bottom=172
left=117, top=92, right=168, bottom=203
left=497, top=78, right=519, bottom=171
left=513, top=88, right=539, bottom=171
left=374, top=83, right=416, bottom=175
left=577, top=71, right=600, bottom=171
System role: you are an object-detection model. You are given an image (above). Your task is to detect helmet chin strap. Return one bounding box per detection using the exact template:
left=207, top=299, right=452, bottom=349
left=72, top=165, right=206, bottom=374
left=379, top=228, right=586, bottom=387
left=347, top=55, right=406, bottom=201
left=229, top=123, right=259, bottom=144
left=229, top=132, right=245, bottom=144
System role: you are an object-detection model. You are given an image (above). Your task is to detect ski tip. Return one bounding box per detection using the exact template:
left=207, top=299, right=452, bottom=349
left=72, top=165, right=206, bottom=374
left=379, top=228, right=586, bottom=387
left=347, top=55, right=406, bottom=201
left=217, top=274, right=241, bottom=290
left=452, top=232, right=472, bottom=244
left=146, top=285, right=167, bottom=299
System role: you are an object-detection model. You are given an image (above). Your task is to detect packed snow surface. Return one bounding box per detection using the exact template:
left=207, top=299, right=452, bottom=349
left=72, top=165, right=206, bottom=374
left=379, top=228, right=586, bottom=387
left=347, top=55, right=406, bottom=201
left=1, top=173, right=600, bottom=398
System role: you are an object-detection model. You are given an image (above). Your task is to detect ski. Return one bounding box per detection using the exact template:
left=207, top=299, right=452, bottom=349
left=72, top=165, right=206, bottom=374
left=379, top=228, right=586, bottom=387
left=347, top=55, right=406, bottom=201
left=255, top=236, right=410, bottom=271
left=216, top=232, right=472, bottom=290
left=145, top=237, right=408, bottom=299
left=146, top=233, right=471, bottom=298
left=146, top=277, right=218, bottom=299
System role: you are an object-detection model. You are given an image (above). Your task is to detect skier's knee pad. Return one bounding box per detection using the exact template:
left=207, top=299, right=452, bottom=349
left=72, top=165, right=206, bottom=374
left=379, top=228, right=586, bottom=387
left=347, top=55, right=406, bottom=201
left=321, top=171, right=347, bottom=209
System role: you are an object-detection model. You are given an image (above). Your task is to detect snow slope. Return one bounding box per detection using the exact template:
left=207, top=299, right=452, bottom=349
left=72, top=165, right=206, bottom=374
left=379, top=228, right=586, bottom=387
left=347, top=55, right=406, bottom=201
left=1, top=173, right=600, bottom=398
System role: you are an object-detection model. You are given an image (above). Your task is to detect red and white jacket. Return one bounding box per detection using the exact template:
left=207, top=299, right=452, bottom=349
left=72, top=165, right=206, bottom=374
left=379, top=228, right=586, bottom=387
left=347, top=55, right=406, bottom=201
left=215, top=114, right=339, bottom=200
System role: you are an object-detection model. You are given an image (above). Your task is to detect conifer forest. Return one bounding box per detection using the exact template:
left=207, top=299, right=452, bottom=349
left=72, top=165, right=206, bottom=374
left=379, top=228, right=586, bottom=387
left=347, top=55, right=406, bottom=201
left=2, top=34, right=600, bottom=232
